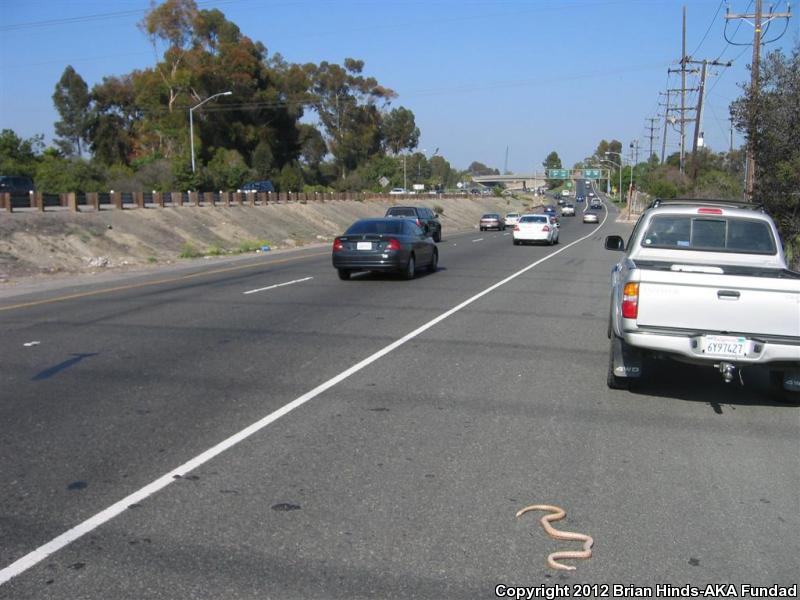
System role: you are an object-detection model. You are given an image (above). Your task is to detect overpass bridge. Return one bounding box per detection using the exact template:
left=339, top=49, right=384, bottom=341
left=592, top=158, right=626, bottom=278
left=470, top=174, right=548, bottom=191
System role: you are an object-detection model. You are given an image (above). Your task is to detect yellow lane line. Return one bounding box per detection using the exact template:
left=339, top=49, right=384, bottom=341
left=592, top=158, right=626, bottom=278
left=0, top=251, right=330, bottom=313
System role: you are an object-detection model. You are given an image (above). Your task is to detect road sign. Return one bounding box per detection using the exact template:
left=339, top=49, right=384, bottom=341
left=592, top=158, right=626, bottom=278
left=412, top=184, right=425, bottom=191
left=378, top=176, right=389, bottom=187
left=582, top=169, right=601, bottom=179
left=547, top=169, right=570, bottom=179
left=566, top=182, right=572, bottom=188
left=457, top=182, right=463, bottom=189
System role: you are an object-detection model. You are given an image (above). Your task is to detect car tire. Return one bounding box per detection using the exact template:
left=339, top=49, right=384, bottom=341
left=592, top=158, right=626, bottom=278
left=433, top=230, right=441, bottom=243
left=403, top=254, right=416, bottom=280
left=337, top=269, right=351, bottom=281
left=513, top=239, right=520, bottom=246
left=428, top=249, right=438, bottom=273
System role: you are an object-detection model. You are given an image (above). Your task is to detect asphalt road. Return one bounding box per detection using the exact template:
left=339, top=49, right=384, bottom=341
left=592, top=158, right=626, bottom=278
left=1, top=200, right=798, bottom=599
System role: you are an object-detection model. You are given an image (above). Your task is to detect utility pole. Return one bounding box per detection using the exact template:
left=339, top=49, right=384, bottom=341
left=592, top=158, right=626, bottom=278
left=680, top=5, right=687, bottom=175
left=728, top=116, right=734, bottom=154
left=725, top=0, right=792, bottom=198
left=645, top=117, right=659, bottom=160
left=659, top=90, right=671, bottom=164
left=504, top=146, right=509, bottom=175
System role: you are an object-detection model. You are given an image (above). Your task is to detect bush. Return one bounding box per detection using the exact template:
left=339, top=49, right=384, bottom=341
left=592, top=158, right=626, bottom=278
left=179, top=243, right=203, bottom=259
left=433, top=204, right=444, bottom=215
left=237, top=239, right=268, bottom=253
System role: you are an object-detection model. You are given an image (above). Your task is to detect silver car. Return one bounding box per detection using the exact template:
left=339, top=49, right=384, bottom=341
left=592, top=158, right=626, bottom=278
left=583, top=212, right=599, bottom=224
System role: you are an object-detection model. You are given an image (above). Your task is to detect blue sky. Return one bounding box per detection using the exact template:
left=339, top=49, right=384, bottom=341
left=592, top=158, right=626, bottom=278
left=1, top=0, right=797, bottom=172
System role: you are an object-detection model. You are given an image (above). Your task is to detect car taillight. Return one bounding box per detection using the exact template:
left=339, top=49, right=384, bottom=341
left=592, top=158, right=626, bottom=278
left=513, top=225, right=520, bottom=231
left=416, top=218, right=422, bottom=227
left=386, top=238, right=401, bottom=251
left=622, top=282, right=639, bottom=319
left=542, top=225, right=550, bottom=232
left=332, top=239, right=344, bottom=252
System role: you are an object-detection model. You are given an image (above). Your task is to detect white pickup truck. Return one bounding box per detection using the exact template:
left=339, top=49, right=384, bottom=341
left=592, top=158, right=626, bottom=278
left=605, top=198, right=800, bottom=401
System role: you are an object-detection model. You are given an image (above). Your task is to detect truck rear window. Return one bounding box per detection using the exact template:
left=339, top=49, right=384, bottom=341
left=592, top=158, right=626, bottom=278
left=641, top=216, right=776, bottom=254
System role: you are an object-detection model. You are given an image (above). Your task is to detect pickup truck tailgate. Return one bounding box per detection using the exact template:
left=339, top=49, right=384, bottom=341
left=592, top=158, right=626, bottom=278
left=637, top=270, right=800, bottom=337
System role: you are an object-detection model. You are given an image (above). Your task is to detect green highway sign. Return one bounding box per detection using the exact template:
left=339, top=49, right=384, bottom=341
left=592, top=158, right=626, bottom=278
left=547, top=169, right=570, bottom=179
left=582, top=169, right=601, bottom=179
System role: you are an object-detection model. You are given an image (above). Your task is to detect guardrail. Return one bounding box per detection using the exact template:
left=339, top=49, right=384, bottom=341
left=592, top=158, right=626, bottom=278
left=0, top=191, right=478, bottom=213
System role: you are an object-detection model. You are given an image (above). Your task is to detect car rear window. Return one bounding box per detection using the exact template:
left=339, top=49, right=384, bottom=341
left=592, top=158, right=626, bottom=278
left=386, top=208, right=416, bottom=217
left=482, top=214, right=499, bottom=219
left=345, top=220, right=405, bottom=235
left=641, top=215, right=777, bottom=254
left=520, top=216, right=548, bottom=223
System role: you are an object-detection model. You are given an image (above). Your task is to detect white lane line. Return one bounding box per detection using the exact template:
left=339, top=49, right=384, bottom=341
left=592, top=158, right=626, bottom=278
left=503, top=232, right=511, bottom=236
left=243, top=276, right=313, bottom=295
left=472, top=238, right=484, bottom=242
left=0, top=209, right=610, bottom=587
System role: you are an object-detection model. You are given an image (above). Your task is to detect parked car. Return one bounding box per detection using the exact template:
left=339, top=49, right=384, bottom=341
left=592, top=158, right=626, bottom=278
left=561, top=203, right=576, bottom=216
left=583, top=212, right=599, bottom=224
left=479, top=213, right=505, bottom=231
left=0, top=175, right=35, bottom=193
left=389, top=187, right=407, bottom=195
left=513, top=214, right=558, bottom=245
left=505, top=212, right=522, bottom=227
left=604, top=198, right=800, bottom=400
left=385, top=206, right=442, bottom=242
left=561, top=189, right=570, bottom=197
left=332, top=218, right=438, bottom=280
left=239, top=180, right=274, bottom=193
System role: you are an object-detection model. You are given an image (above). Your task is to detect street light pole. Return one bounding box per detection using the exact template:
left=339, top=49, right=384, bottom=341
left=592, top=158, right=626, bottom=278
left=605, top=151, right=624, bottom=203
left=190, top=91, right=233, bottom=173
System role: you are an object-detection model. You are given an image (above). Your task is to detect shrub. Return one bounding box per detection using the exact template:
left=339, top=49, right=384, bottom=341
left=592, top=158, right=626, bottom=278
left=179, top=243, right=202, bottom=259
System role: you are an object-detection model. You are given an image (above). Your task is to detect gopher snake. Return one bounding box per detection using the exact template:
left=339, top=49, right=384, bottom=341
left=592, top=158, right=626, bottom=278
left=516, top=504, right=593, bottom=571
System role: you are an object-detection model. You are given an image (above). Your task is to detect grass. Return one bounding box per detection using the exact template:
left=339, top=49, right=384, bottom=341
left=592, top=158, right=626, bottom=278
left=206, top=244, right=225, bottom=256
left=236, top=239, right=269, bottom=254
left=147, top=256, right=158, bottom=263
left=178, top=243, right=203, bottom=259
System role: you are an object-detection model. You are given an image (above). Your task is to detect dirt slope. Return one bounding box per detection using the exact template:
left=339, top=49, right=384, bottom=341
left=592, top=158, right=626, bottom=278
left=0, top=195, right=538, bottom=285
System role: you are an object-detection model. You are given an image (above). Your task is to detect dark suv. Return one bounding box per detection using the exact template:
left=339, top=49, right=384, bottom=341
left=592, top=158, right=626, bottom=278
left=0, top=176, right=35, bottom=193
left=385, top=206, right=442, bottom=242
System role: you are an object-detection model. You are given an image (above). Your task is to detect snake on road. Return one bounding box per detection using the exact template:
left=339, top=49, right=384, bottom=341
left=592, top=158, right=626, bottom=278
left=516, top=504, right=593, bottom=571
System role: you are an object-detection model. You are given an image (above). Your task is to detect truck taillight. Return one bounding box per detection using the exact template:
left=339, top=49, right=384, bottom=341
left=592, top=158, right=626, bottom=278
left=622, top=282, right=639, bottom=319
left=332, top=239, right=344, bottom=252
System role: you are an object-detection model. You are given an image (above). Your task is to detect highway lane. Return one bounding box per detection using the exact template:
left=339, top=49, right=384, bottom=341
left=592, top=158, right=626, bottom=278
left=2, top=201, right=799, bottom=598
left=0, top=217, right=584, bottom=568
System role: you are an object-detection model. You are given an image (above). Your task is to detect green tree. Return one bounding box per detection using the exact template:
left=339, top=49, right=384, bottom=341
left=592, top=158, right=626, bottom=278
left=52, top=66, right=91, bottom=156
left=0, top=129, right=44, bottom=177
left=381, top=107, right=419, bottom=155
left=543, top=151, right=562, bottom=189
left=731, top=43, right=800, bottom=265
left=275, top=161, right=304, bottom=192
left=206, top=148, right=251, bottom=190
left=34, top=156, right=106, bottom=193
left=308, top=58, right=396, bottom=179
left=468, top=161, right=499, bottom=176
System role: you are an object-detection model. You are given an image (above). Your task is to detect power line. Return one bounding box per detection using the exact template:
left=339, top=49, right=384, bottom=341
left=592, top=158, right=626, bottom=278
left=689, top=0, right=725, bottom=58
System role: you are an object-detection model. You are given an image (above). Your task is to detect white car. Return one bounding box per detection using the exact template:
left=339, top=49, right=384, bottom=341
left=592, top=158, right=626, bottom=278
left=505, top=212, right=521, bottom=227
left=513, top=214, right=558, bottom=245
left=389, top=188, right=407, bottom=195
left=561, top=204, right=575, bottom=217
left=561, top=189, right=571, bottom=197
left=583, top=212, right=599, bottom=224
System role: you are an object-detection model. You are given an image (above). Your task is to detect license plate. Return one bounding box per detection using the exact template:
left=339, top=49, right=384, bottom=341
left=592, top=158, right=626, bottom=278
left=356, top=242, right=372, bottom=250
left=702, top=335, right=748, bottom=357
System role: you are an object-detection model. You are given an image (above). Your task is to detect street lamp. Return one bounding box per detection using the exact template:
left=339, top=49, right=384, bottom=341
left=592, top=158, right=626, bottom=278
left=591, top=159, right=617, bottom=196
left=190, top=91, right=233, bottom=173
left=604, top=151, right=625, bottom=203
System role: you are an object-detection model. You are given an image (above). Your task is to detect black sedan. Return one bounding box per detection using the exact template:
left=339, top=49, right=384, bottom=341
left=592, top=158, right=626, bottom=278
left=332, top=218, right=438, bottom=280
